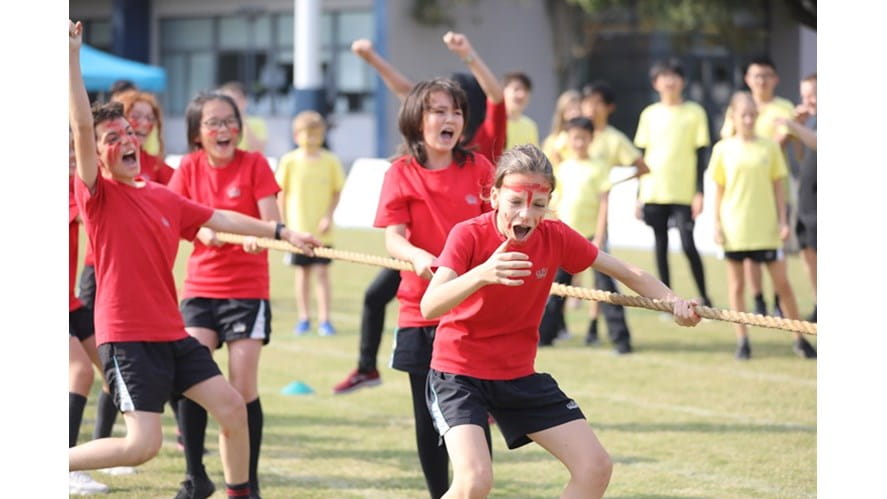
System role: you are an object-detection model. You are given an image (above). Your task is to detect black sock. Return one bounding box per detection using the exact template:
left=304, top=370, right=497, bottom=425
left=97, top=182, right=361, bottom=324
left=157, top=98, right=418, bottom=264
left=246, top=398, right=263, bottom=492
left=225, top=481, right=250, bottom=498
left=93, top=390, right=118, bottom=439
left=179, top=397, right=209, bottom=478
left=70, top=393, right=87, bottom=448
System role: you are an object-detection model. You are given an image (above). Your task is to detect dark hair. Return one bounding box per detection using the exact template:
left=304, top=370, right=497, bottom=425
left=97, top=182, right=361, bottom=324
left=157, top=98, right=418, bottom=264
left=91, top=101, right=126, bottom=129
left=649, top=58, right=685, bottom=81
left=581, top=80, right=615, bottom=105
left=109, top=79, right=136, bottom=97
left=503, top=71, right=533, bottom=92
left=184, top=92, right=243, bottom=152
left=744, top=55, right=777, bottom=74
left=397, top=78, right=472, bottom=167
left=493, top=144, right=556, bottom=192
left=450, top=72, right=485, bottom=143
left=564, top=116, right=594, bottom=134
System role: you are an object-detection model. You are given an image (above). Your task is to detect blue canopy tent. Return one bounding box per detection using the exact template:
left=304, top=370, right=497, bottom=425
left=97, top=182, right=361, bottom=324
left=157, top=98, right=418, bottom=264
left=79, top=44, right=166, bottom=93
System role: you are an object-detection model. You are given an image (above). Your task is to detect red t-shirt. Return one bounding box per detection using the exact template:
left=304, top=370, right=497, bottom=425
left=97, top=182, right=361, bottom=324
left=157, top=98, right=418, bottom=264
left=374, top=154, right=494, bottom=327
left=74, top=174, right=213, bottom=345
left=139, top=148, right=175, bottom=185
left=168, top=149, right=280, bottom=299
left=69, top=177, right=82, bottom=312
left=470, top=99, right=507, bottom=165
left=431, top=211, right=599, bottom=380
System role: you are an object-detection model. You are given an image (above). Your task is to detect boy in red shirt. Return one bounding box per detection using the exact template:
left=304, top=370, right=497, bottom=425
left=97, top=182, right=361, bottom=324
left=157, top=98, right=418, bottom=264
left=68, top=21, right=319, bottom=498
left=421, top=144, right=701, bottom=498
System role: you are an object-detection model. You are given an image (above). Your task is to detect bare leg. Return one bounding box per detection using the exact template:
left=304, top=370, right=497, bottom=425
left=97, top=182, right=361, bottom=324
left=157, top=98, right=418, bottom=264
left=726, top=260, right=748, bottom=340
left=70, top=411, right=163, bottom=470
left=745, top=260, right=764, bottom=303
left=765, top=260, right=803, bottom=341
left=314, top=264, right=331, bottom=324
left=295, top=266, right=311, bottom=322
left=441, top=425, right=493, bottom=499
left=801, top=247, right=817, bottom=295
left=528, top=419, right=612, bottom=499
left=69, top=336, right=94, bottom=396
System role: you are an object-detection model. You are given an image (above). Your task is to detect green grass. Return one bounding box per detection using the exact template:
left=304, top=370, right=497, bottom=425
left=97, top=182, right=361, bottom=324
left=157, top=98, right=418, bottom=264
left=75, top=228, right=816, bottom=498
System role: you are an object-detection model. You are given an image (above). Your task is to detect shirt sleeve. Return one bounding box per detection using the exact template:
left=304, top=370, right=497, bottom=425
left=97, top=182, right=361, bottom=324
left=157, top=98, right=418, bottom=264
left=615, top=132, right=642, bottom=166
left=634, top=108, right=649, bottom=148
left=330, top=153, right=346, bottom=192
left=175, top=193, right=214, bottom=241
left=373, top=164, right=410, bottom=228
left=482, top=99, right=507, bottom=163
left=251, top=153, right=281, bottom=201
left=709, top=141, right=726, bottom=186
left=166, top=155, right=190, bottom=198
left=73, top=173, right=103, bottom=223
left=770, top=140, right=789, bottom=180
left=434, top=221, right=476, bottom=276
left=558, top=221, right=599, bottom=274
left=694, top=105, right=711, bottom=148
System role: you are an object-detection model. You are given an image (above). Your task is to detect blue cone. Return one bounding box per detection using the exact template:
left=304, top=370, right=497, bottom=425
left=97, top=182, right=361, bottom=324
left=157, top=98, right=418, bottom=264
left=281, top=380, right=315, bottom=395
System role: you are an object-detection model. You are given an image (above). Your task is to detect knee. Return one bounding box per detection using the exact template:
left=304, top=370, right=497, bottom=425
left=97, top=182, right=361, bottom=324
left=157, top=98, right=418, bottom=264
left=215, top=390, right=248, bottom=433
left=123, top=431, right=162, bottom=465
left=572, top=449, right=613, bottom=490
left=452, top=465, right=493, bottom=499
left=69, top=362, right=94, bottom=389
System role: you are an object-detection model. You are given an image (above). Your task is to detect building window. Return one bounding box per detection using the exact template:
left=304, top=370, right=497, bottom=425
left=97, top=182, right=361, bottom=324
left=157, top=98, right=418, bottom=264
left=82, top=19, right=112, bottom=52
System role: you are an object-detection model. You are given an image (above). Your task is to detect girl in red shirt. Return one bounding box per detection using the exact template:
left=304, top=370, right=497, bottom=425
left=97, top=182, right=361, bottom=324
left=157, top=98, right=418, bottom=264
left=112, top=89, right=175, bottom=185
left=420, top=145, right=702, bottom=498
left=374, top=77, right=494, bottom=498
left=167, top=92, right=284, bottom=498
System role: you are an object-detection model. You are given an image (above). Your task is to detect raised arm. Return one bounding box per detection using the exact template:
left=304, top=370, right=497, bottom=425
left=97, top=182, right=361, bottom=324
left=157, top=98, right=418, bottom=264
left=442, top=32, right=503, bottom=103
left=777, top=117, right=817, bottom=150
left=351, top=39, right=413, bottom=101
left=68, top=20, right=98, bottom=191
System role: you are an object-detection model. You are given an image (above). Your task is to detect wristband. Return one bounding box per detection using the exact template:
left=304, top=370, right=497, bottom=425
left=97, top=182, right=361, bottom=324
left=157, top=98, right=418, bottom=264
left=274, top=222, right=285, bottom=240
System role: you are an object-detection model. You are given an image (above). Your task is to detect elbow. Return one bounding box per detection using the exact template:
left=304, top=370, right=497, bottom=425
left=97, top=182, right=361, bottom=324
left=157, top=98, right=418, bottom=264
left=420, top=295, right=442, bottom=320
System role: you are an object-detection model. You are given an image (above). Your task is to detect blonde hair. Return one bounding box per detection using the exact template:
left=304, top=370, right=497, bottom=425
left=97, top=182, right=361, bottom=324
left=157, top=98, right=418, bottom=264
left=292, top=110, right=326, bottom=134
left=493, top=144, right=556, bottom=192
left=548, top=89, right=581, bottom=138
left=111, top=89, right=165, bottom=158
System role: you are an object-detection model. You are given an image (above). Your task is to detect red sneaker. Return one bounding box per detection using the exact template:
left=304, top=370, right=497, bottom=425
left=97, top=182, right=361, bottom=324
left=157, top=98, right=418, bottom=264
left=333, top=368, right=382, bottom=394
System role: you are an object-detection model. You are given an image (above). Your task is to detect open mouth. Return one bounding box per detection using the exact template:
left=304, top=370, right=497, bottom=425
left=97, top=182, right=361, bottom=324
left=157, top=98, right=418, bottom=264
left=440, top=128, right=455, bottom=141
left=512, top=224, right=532, bottom=241
left=121, top=150, right=138, bottom=167
left=216, top=138, right=232, bottom=148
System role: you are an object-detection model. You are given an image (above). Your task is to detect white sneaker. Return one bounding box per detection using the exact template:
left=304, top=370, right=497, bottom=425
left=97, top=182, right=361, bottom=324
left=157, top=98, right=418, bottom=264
left=99, top=466, right=137, bottom=476
left=69, top=471, right=109, bottom=495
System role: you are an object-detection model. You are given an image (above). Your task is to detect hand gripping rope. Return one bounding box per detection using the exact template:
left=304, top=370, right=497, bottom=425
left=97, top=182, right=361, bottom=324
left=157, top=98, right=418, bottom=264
left=215, top=233, right=817, bottom=336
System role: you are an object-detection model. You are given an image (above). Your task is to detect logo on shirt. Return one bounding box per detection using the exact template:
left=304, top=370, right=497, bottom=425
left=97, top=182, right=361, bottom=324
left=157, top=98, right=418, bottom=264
left=535, top=267, right=548, bottom=279
left=227, top=187, right=241, bottom=198
left=232, top=322, right=247, bottom=333
left=566, top=400, right=579, bottom=410
left=160, top=216, right=171, bottom=228
left=465, top=194, right=478, bottom=205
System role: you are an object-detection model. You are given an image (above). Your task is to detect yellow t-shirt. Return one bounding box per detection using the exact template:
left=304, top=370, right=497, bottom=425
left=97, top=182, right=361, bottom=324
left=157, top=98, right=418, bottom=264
left=274, top=148, right=346, bottom=245
left=506, top=115, right=540, bottom=150
left=542, top=131, right=570, bottom=170
left=551, top=157, right=612, bottom=237
left=589, top=125, right=641, bottom=169
left=710, top=137, right=788, bottom=251
left=141, top=128, right=160, bottom=156
left=720, top=96, right=795, bottom=140
left=238, top=116, right=269, bottom=152
left=634, top=101, right=710, bottom=205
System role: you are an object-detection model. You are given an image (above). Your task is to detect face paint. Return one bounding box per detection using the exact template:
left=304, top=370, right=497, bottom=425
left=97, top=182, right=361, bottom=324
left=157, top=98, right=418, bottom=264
left=501, top=182, right=552, bottom=210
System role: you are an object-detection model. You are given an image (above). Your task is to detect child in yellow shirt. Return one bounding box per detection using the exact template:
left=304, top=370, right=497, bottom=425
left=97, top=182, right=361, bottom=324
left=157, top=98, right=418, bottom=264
left=503, top=71, right=539, bottom=149
left=275, top=111, right=345, bottom=336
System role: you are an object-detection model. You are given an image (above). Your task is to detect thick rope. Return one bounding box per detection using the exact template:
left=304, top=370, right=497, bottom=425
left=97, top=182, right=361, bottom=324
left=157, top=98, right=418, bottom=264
left=216, top=232, right=817, bottom=336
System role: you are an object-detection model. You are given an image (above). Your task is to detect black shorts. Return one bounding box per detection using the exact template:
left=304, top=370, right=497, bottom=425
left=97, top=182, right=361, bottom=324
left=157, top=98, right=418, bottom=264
left=99, top=337, right=222, bottom=413
left=180, top=297, right=272, bottom=349
left=642, top=203, right=694, bottom=231
left=78, top=264, right=97, bottom=310
left=795, top=218, right=817, bottom=251
left=286, top=250, right=332, bottom=267
left=427, top=369, right=585, bottom=450
left=390, top=326, right=436, bottom=375
left=723, top=249, right=783, bottom=263
left=69, top=306, right=95, bottom=341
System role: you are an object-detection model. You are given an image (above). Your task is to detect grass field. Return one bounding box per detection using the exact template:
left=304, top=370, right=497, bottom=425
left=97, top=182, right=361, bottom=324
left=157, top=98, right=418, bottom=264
left=74, top=227, right=816, bottom=498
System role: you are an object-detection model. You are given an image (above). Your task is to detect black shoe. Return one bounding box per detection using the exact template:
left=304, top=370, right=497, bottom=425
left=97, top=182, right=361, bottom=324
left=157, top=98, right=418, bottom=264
left=614, top=342, right=633, bottom=355
left=793, top=338, right=817, bottom=359
left=585, top=319, right=599, bottom=346
left=753, top=294, right=767, bottom=316
left=806, top=305, right=817, bottom=323
left=773, top=293, right=783, bottom=318
left=735, top=338, right=751, bottom=360
left=175, top=474, right=215, bottom=499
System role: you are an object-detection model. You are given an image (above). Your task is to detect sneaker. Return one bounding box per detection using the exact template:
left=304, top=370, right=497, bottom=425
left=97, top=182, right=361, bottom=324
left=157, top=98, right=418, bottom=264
left=585, top=319, right=599, bottom=346
left=69, top=471, right=109, bottom=495
left=293, top=319, right=310, bottom=336
left=318, top=321, right=336, bottom=336
left=735, top=337, right=751, bottom=360
left=793, top=338, right=817, bottom=359
left=333, top=368, right=382, bottom=394
left=613, top=342, right=633, bottom=355
left=98, top=466, right=136, bottom=476
left=174, top=474, right=216, bottom=499
left=753, top=294, right=767, bottom=316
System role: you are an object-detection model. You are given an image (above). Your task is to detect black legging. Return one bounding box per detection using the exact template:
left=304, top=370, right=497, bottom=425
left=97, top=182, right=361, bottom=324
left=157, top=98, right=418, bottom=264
left=643, top=204, right=709, bottom=300
left=409, top=372, right=493, bottom=498
left=357, top=268, right=401, bottom=372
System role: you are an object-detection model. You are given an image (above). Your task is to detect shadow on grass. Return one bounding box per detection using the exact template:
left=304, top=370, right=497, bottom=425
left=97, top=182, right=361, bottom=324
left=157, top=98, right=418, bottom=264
left=593, top=421, right=816, bottom=433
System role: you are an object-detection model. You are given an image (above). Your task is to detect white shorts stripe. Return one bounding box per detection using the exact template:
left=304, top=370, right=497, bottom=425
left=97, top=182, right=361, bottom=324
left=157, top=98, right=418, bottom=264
left=112, top=356, right=135, bottom=413
left=428, top=378, right=450, bottom=437
left=248, top=301, right=267, bottom=340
